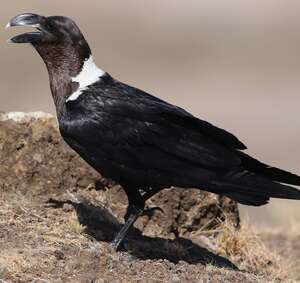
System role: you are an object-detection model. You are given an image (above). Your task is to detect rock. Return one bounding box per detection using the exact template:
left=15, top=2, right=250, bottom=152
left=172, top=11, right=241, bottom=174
left=139, top=188, right=240, bottom=239
left=0, top=112, right=239, bottom=238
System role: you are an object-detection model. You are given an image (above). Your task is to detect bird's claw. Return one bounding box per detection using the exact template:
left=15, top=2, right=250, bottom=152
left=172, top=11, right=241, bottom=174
left=45, top=198, right=64, bottom=208
left=142, top=206, right=164, bottom=218
left=109, top=239, right=120, bottom=251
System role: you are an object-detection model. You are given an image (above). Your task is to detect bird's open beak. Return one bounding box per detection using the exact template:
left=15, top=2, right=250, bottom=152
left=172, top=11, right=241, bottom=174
left=6, top=13, right=46, bottom=43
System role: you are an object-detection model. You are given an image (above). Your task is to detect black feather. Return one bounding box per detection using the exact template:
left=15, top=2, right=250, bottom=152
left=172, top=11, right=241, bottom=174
left=238, top=151, right=300, bottom=186
left=212, top=170, right=300, bottom=201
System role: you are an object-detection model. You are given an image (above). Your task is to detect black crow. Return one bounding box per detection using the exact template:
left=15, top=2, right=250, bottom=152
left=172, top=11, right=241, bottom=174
left=7, top=13, right=300, bottom=249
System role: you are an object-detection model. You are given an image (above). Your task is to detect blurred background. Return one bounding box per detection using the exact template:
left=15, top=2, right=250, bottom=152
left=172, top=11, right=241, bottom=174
left=1, top=0, right=300, bottom=228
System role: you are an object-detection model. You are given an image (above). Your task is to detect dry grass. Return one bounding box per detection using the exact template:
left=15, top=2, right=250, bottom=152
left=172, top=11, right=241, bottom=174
left=188, top=205, right=298, bottom=282
left=216, top=220, right=289, bottom=279
left=68, top=211, right=86, bottom=235
left=189, top=215, right=298, bottom=282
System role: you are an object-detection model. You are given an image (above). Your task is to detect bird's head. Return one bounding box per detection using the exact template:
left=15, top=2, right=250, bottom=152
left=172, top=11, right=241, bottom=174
left=6, top=13, right=100, bottom=112
left=6, top=13, right=91, bottom=76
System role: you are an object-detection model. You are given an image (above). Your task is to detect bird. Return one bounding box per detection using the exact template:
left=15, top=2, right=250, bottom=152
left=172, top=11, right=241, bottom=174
left=7, top=13, right=300, bottom=249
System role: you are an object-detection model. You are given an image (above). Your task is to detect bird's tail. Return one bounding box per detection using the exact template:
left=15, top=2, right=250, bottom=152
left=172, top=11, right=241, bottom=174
left=210, top=154, right=300, bottom=206
left=237, top=151, right=300, bottom=186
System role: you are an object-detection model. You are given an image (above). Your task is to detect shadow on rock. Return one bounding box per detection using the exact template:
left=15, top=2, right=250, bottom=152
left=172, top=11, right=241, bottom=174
left=48, top=197, right=238, bottom=270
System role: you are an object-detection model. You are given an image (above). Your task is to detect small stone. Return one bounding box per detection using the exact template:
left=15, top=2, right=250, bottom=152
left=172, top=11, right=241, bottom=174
left=33, top=153, right=43, bottom=163
left=54, top=249, right=65, bottom=260
left=0, top=264, right=8, bottom=276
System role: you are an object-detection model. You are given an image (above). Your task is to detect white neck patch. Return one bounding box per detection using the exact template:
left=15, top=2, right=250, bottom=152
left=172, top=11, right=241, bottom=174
left=66, top=56, right=105, bottom=102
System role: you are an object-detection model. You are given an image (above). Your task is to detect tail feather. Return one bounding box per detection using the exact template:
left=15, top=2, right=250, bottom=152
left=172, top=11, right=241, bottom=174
left=224, top=192, right=269, bottom=206
left=211, top=170, right=300, bottom=206
left=238, top=151, right=300, bottom=186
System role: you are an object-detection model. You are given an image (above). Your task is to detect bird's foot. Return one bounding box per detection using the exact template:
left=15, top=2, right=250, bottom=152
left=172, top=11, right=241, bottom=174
left=141, top=206, right=164, bottom=218
left=110, top=238, right=121, bottom=251
left=111, top=207, right=144, bottom=250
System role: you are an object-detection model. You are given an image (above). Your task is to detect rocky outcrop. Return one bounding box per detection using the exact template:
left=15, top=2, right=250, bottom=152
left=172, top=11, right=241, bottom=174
left=0, top=112, right=239, bottom=239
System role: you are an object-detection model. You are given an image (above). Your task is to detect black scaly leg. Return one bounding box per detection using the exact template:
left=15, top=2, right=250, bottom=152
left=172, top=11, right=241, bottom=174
left=111, top=188, right=162, bottom=250
left=111, top=204, right=144, bottom=249
left=111, top=192, right=145, bottom=250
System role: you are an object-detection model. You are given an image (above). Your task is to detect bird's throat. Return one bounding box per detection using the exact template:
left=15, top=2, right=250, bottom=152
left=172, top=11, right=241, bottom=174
left=33, top=42, right=90, bottom=114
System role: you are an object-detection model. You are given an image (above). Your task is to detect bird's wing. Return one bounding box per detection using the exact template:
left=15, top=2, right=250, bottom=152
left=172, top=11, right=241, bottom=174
left=64, top=80, right=243, bottom=171
left=91, top=80, right=246, bottom=150
left=147, top=100, right=247, bottom=150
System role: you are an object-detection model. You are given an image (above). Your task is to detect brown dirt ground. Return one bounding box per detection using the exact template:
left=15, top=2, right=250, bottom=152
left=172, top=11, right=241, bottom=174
left=0, top=186, right=299, bottom=282
left=1, top=186, right=299, bottom=283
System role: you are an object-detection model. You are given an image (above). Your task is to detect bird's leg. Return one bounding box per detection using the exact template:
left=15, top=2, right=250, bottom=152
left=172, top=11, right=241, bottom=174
left=111, top=200, right=144, bottom=250
left=111, top=189, right=163, bottom=250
